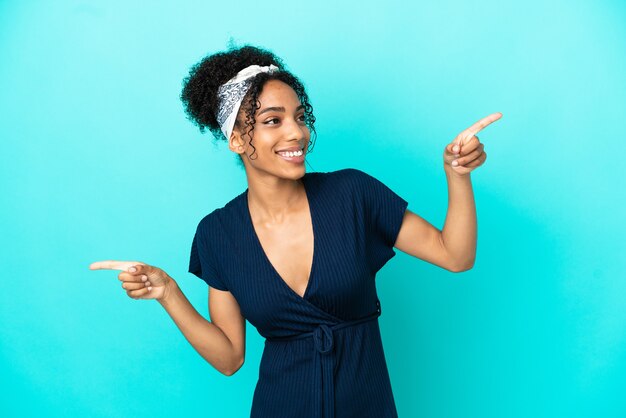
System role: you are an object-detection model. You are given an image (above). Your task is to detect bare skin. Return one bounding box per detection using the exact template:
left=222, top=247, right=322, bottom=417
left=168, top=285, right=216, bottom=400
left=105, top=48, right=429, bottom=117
left=89, top=77, right=502, bottom=376
left=393, top=112, right=502, bottom=271
left=89, top=79, right=313, bottom=375
left=230, top=79, right=314, bottom=298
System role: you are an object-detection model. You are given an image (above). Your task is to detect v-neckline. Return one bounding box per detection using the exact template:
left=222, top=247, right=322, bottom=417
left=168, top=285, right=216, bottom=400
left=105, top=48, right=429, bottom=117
left=243, top=174, right=317, bottom=301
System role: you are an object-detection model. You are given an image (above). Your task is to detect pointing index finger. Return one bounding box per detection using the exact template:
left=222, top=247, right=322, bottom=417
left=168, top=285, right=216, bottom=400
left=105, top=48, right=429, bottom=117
left=89, top=260, right=144, bottom=271
left=465, top=112, right=503, bottom=137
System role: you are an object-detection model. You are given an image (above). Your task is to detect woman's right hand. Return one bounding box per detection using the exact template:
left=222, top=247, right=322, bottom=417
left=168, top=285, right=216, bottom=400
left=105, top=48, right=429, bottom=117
left=89, top=260, right=173, bottom=301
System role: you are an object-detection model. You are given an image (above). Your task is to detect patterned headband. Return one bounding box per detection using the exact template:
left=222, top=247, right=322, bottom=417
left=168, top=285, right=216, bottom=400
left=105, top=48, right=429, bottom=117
left=216, top=64, right=279, bottom=140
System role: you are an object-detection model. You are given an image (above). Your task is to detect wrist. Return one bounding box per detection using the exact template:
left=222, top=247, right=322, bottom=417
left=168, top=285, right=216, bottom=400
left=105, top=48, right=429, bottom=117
left=444, top=166, right=471, bottom=180
left=158, top=277, right=179, bottom=305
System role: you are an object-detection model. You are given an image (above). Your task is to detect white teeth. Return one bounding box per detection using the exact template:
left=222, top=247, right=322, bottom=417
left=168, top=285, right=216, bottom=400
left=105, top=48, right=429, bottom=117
left=278, top=149, right=303, bottom=157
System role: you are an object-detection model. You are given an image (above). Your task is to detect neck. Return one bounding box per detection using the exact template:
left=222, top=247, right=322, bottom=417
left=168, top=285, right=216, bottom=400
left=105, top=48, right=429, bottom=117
left=246, top=174, right=306, bottom=224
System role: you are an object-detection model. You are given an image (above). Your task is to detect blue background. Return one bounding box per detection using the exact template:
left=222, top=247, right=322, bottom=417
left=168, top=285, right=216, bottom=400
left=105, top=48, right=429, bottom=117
left=1, top=0, right=624, bottom=417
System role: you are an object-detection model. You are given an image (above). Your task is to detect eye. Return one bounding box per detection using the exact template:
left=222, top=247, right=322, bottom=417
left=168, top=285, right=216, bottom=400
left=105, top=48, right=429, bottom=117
left=298, top=114, right=306, bottom=122
left=264, top=118, right=280, bottom=125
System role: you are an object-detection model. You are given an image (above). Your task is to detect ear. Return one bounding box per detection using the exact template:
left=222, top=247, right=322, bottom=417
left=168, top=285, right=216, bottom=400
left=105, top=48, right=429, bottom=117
left=228, top=128, right=246, bottom=155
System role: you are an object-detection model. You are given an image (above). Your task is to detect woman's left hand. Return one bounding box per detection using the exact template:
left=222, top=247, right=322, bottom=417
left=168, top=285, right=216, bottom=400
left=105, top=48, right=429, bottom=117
left=443, top=112, right=502, bottom=177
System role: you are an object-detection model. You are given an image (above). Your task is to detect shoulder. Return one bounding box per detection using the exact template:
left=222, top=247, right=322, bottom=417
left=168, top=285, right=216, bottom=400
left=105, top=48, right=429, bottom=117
left=304, top=168, right=386, bottom=202
left=330, top=167, right=377, bottom=182
left=327, top=168, right=407, bottom=208
left=324, top=167, right=382, bottom=192
left=308, top=167, right=372, bottom=188
left=195, top=191, right=245, bottom=232
left=196, top=208, right=219, bottom=232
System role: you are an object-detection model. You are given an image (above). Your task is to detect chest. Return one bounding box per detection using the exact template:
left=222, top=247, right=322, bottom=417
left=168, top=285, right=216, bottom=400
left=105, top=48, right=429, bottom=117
left=213, top=177, right=378, bottom=329
left=252, top=208, right=314, bottom=299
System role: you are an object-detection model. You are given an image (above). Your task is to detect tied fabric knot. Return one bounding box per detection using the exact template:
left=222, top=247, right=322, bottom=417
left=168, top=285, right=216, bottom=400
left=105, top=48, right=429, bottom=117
left=264, top=302, right=382, bottom=418
left=216, top=64, right=279, bottom=141
left=312, top=324, right=336, bottom=418
left=313, top=324, right=334, bottom=354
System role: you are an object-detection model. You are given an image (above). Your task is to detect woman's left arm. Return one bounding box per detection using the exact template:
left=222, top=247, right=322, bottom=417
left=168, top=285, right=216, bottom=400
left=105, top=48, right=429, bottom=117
left=394, top=112, right=502, bottom=272
left=440, top=171, right=477, bottom=271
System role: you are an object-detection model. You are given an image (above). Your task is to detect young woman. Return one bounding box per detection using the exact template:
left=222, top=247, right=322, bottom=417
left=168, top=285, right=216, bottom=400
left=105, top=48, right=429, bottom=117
left=90, top=44, right=502, bottom=418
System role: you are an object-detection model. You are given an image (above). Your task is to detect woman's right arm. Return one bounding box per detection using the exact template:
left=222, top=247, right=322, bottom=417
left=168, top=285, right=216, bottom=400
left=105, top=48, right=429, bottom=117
left=89, top=260, right=244, bottom=376
left=158, top=279, right=245, bottom=376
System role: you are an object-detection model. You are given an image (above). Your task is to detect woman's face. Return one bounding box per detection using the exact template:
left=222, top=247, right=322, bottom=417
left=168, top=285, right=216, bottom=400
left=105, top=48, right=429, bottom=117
left=231, top=79, right=310, bottom=179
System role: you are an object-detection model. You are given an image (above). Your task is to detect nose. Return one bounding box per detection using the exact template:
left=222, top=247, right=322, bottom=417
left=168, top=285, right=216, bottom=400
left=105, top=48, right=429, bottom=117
left=283, top=115, right=309, bottom=142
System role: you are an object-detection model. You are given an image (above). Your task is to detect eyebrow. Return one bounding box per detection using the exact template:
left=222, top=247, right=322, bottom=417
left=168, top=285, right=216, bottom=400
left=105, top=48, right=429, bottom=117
left=258, top=104, right=305, bottom=116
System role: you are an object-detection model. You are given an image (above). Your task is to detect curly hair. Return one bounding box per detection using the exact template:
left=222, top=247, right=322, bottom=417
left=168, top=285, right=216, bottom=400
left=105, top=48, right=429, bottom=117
left=180, top=43, right=317, bottom=166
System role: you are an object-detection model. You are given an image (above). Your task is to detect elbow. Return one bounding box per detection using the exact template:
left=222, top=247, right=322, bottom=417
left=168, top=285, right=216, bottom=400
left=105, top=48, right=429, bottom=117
left=222, top=357, right=245, bottom=377
left=439, top=234, right=475, bottom=273
left=450, top=264, right=473, bottom=273
left=448, top=258, right=475, bottom=273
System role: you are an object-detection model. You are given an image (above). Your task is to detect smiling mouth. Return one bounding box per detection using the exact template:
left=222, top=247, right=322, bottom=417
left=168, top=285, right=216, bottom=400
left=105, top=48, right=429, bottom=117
left=275, top=149, right=305, bottom=163
left=276, top=149, right=304, bottom=157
